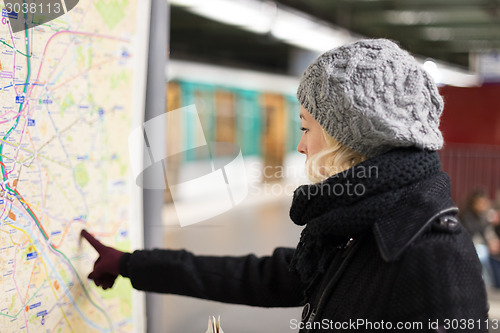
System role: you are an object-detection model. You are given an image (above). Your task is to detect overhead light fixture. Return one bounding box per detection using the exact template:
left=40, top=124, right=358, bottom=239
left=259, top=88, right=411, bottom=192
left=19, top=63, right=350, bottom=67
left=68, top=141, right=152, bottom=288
left=169, top=0, right=204, bottom=6
left=422, top=27, right=454, bottom=41
left=169, top=0, right=276, bottom=34
left=385, top=10, right=435, bottom=25
left=422, top=59, right=480, bottom=87
left=423, top=60, right=443, bottom=83
left=169, top=0, right=352, bottom=52
left=270, top=9, right=346, bottom=52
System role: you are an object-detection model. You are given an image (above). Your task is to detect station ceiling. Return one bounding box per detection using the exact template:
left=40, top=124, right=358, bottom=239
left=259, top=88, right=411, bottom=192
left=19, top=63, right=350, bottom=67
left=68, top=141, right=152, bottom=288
left=169, top=0, right=500, bottom=74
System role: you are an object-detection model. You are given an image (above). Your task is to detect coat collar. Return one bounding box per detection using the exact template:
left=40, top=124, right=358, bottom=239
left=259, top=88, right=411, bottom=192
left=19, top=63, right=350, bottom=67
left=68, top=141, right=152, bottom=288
left=289, top=148, right=456, bottom=283
left=371, top=172, right=457, bottom=261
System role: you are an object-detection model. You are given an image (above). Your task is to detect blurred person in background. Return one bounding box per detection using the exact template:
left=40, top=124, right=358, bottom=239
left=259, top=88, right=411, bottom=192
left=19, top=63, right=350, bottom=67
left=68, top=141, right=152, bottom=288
left=81, top=39, right=488, bottom=332
left=491, top=189, right=500, bottom=239
left=459, top=189, right=500, bottom=287
left=459, top=189, right=499, bottom=252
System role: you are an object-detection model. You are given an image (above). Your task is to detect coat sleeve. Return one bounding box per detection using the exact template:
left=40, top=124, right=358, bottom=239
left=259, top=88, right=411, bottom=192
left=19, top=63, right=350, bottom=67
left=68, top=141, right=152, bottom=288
left=119, top=247, right=305, bottom=307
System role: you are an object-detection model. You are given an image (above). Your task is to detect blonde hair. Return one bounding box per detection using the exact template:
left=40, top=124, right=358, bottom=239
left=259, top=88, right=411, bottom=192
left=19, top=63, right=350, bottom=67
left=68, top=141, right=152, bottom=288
left=305, top=129, right=367, bottom=183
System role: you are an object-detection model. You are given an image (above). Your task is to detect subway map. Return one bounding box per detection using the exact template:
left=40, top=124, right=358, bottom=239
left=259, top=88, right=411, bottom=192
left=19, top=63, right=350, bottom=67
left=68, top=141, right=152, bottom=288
left=0, top=0, right=146, bottom=332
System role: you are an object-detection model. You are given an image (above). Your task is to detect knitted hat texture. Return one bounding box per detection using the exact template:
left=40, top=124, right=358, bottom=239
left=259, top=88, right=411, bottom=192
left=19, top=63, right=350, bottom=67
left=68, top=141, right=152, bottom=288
left=297, top=38, right=444, bottom=158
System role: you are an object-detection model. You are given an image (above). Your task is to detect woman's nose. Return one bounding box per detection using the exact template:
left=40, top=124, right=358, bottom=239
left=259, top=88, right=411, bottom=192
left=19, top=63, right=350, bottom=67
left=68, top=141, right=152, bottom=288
left=297, top=137, right=307, bottom=155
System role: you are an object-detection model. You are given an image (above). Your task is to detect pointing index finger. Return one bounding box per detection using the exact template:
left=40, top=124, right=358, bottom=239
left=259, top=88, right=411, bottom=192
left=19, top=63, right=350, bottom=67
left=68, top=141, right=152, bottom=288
left=81, top=229, right=106, bottom=254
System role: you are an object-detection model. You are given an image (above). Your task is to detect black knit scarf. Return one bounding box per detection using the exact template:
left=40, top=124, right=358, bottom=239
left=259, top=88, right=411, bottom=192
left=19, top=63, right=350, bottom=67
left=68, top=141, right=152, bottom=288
left=289, top=147, right=445, bottom=287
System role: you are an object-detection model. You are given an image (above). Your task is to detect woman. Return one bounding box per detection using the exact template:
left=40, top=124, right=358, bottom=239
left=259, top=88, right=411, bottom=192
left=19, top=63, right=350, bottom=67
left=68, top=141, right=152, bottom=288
left=460, top=189, right=495, bottom=246
left=460, top=189, right=500, bottom=287
left=82, top=39, right=488, bottom=332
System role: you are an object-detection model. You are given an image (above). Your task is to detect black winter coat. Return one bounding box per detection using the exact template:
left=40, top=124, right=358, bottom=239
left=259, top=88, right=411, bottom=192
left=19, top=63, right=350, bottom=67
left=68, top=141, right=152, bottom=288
left=119, top=149, right=489, bottom=332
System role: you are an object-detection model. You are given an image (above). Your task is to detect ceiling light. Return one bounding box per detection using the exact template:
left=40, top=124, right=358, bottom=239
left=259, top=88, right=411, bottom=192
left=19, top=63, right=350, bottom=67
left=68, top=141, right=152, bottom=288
left=422, top=59, right=480, bottom=87
left=190, top=0, right=274, bottom=34
left=424, top=60, right=443, bottom=83
left=170, top=0, right=351, bottom=52
left=385, top=10, right=435, bottom=25
left=422, top=28, right=454, bottom=41
left=169, top=0, right=205, bottom=7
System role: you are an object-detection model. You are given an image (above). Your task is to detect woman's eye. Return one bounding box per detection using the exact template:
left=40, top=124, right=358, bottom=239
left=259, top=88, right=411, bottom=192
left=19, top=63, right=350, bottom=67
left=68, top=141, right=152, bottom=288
left=300, top=127, right=308, bottom=133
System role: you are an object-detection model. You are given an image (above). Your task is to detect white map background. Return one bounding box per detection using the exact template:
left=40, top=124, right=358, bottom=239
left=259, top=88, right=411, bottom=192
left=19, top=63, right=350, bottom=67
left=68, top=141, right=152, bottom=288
left=0, top=0, right=147, bottom=332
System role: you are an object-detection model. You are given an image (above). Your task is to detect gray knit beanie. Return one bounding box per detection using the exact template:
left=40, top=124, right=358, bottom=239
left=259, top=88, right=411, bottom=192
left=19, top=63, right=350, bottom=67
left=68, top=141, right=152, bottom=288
left=297, top=38, right=444, bottom=159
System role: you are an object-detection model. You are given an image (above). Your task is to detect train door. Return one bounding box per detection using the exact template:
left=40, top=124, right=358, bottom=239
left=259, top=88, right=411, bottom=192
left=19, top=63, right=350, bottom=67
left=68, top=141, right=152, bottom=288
left=214, top=90, right=236, bottom=156
left=261, top=93, right=287, bottom=182
left=165, top=82, right=182, bottom=202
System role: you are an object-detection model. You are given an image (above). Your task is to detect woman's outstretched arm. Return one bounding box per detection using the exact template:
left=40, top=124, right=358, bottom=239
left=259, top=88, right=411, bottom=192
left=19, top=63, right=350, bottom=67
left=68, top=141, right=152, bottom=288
left=120, top=247, right=305, bottom=308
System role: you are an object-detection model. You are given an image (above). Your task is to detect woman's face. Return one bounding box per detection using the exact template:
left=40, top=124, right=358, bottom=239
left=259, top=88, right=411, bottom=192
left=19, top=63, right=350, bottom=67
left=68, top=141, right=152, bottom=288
left=296, top=107, right=326, bottom=159
left=473, top=196, right=491, bottom=214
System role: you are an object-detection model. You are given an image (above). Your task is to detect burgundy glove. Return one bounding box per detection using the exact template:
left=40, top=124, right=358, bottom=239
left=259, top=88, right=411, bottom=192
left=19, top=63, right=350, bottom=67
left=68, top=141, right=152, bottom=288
left=81, top=229, right=126, bottom=290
